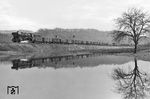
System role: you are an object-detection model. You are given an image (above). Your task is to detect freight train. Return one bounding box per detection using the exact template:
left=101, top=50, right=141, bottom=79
left=11, top=31, right=107, bottom=45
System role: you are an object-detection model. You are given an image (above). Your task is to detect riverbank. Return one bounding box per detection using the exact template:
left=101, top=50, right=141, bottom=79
left=0, top=42, right=133, bottom=55
left=118, top=49, right=150, bottom=61
left=0, top=42, right=149, bottom=61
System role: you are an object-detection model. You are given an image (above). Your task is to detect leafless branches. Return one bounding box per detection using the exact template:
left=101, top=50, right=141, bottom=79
left=112, top=8, right=150, bottom=53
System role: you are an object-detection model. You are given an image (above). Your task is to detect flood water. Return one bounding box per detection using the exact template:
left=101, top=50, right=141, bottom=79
left=0, top=54, right=150, bottom=99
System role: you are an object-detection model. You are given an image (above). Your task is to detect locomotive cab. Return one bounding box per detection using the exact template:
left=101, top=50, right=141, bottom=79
left=12, top=31, right=21, bottom=42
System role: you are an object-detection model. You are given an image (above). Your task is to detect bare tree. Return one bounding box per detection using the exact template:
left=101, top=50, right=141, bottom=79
left=112, top=8, right=150, bottom=53
left=112, top=58, right=150, bottom=99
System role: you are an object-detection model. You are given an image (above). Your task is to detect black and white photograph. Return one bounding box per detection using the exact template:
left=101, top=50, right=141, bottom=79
left=0, top=0, right=150, bottom=99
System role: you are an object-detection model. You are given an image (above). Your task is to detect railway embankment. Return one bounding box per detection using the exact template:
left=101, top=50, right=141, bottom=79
left=0, top=42, right=133, bottom=56
left=0, top=42, right=150, bottom=61
left=0, top=43, right=95, bottom=56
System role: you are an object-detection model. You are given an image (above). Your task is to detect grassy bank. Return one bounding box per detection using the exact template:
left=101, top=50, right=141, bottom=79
left=1, top=43, right=149, bottom=54
left=0, top=42, right=149, bottom=61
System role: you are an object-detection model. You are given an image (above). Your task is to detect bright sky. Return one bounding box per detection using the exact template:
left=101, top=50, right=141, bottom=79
left=0, top=0, right=150, bottom=31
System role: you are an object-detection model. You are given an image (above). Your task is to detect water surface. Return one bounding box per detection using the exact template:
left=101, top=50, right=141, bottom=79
left=0, top=54, right=150, bottom=99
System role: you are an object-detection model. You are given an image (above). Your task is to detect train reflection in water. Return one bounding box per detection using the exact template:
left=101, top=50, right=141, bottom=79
left=11, top=53, right=103, bottom=70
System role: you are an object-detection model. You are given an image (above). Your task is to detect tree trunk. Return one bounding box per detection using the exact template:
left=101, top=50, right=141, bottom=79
left=134, top=43, right=137, bottom=53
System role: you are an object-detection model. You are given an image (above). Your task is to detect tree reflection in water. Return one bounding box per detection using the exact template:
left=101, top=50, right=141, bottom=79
left=112, top=57, right=150, bottom=99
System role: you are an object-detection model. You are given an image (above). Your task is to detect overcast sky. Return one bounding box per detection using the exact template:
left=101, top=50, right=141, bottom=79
left=0, top=0, right=150, bottom=31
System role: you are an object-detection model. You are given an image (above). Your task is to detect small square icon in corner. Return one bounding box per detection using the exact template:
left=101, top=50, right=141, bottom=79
left=7, top=86, right=19, bottom=95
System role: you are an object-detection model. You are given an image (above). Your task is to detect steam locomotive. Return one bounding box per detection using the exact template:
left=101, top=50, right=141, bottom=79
left=12, top=31, right=40, bottom=43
